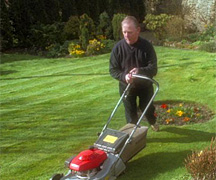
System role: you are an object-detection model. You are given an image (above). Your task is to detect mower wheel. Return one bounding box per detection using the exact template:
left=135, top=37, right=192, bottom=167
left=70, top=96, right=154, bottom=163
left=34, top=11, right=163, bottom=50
left=50, top=173, right=64, bottom=180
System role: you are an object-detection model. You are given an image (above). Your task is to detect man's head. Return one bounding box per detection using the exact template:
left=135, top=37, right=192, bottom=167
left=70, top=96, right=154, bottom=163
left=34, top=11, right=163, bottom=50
left=121, top=16, right=140, bottom=45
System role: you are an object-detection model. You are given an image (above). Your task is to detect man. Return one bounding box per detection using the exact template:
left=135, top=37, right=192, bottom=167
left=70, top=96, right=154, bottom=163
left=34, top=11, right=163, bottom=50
left=109, top=16, right=159, bottom=131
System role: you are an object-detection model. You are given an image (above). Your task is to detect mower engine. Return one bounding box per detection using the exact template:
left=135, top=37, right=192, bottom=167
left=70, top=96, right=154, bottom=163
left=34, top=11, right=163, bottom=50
left=69, top=148, right=107, bottom=179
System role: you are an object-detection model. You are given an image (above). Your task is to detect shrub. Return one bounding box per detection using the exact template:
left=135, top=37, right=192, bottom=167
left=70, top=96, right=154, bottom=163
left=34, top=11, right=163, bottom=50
left=164, top=16, right=185, bottom=41
left=97, top=11, right=113, bottom=39
left=101, top=39, right=115, bottom=53
left=30, top=22, right=65, bottom=50
left=185, top=137, right=216, bottom=180
left=143, top=14, right=173, bottom=40
left=46, top=41, right=71, bottom=58
left=86, top=39, right=105, bottom=56
left=199, top=24, right=216, bottom=42
left=112, top=13, right=127, bottom=41
left=186, top=23, right=216, bottom=43
left=79, top=14, right=95, bottom=50
left=68, top=41, right=85, bottom=57
left=63, top=16, right=80, bottom=40
left=80, top=27, right=89, bottom=50
left=199, top=40, right=216, bottom=53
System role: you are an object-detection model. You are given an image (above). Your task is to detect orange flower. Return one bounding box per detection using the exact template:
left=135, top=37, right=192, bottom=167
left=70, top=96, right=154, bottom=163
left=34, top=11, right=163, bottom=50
left=165, top=118, right=174, bottom=124
left=183, top=117, right=190, bottom=122
left=165, top=119, right=170, bottom=124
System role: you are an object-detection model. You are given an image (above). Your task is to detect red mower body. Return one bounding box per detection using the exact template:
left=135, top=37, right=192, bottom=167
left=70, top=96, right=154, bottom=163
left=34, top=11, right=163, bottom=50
left=69, top=148, right=107, bottom=171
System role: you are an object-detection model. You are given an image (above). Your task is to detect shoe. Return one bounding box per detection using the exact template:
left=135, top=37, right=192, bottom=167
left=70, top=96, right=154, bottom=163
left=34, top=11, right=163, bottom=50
left=151, top=123, right=159, bottom=132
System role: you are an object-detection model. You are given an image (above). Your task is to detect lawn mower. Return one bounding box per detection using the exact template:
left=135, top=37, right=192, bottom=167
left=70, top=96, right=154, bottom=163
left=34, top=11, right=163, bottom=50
left=50, top=74, right=159, bottom=180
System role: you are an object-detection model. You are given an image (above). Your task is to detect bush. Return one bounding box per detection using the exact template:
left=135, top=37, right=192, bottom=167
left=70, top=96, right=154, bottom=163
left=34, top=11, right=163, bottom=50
left=144, top=14, right=173, bottom=40
left=97, top=11, right=113, bottom=39
left=199, top=24, right=216, bottom=42
left=112, top=13, right=127, bottom=41
left=79, top=14, right=95, bottom=50
left=164, top=16, right=185, bottom=41
left=64, top=16, right=80, bottom=40
left=199, top=41, right=216, bottom=53
left=101, top=39, right=115, bottom=53
left=45, top=41, right=71, bottom=58
left=30, top=22, right=65, bottom=50
left=185, top=137, right=216, bottom=180
left=86, top=39, right=105, bottom=56
left=68, top=41, right=85, bottom=57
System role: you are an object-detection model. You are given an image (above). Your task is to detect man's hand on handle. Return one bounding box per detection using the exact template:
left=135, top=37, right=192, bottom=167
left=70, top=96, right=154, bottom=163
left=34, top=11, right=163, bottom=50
left=125, top=68, right=138, bottom=84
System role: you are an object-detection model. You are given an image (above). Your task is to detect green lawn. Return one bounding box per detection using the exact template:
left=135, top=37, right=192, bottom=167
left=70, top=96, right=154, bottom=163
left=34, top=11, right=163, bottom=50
left=0, top=47, right=215, bottom=180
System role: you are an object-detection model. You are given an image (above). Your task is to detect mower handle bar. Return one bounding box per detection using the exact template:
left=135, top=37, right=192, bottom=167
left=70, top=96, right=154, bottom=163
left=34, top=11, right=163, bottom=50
left=101, top=74, right=159, bottom=133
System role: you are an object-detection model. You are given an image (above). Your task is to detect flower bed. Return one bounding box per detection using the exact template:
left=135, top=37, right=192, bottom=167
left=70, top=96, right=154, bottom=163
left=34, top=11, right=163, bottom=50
left=154, top=101, right=214, bottom=126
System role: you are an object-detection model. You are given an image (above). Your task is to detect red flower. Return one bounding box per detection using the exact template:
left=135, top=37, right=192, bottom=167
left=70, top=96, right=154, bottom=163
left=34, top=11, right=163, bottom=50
left=161, top=104, right=168, bottom=109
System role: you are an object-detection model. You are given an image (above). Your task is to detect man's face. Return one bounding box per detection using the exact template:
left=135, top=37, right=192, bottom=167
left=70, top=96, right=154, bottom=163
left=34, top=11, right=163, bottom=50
left=122, top=22, right=140, bottom=45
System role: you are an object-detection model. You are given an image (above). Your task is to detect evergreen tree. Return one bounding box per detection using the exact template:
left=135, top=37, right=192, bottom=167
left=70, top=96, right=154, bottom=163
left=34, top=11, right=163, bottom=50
left=27, top=0, right=49, bottom=24
left=43, top=0, right=60, bottom=23
left=76, top=0, right=90, bottom=16
left=79, top=13, right=95, bottom=49
left=112, top=13, right=127, bottom=41
left=0, top=0, right=13, bottom=50
left=130, top=0, right=146, bottom=22
left=119, top=0, right=130, bottom=14
left=112, top=0, right=121, bottom=14
left=9, top=0, right=33, bottom=47
left=89, top=0, right=100, bottom=24
left=97, top=11, right=112, bottom=39
left=98, top=0, right=108, bottom=14
left=137, top=0, right=146, bottom=22
left=60, top=0, right=77, bottom=22
left=64, top=16, right=80, bottom=39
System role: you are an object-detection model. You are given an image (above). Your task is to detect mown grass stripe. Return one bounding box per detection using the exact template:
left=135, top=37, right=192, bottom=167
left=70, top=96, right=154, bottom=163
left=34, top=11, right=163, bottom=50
left=0, top=75, right=111, bottom=107
left=1, top=49, right=215, bottom=180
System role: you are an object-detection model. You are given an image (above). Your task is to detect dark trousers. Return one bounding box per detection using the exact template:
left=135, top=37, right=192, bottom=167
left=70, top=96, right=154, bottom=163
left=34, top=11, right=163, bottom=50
left=119, top=83, right=156, bottom=125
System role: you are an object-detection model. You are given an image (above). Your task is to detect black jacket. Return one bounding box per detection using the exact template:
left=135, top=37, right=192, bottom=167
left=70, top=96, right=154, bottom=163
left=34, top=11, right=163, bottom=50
left=109, top=37, right=157, bottom=88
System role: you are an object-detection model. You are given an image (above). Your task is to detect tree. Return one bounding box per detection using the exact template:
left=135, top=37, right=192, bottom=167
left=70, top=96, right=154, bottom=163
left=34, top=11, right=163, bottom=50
left=59, top=0, right=77, bottom=22
left=43, top=0, right=60, bottom=23
left=119, top=0, right=131, bottom=14
left=79, top=13, right=95, bottom=49
left=130, top=0, right=146, bottom=22
left=9, top=0, right=33, bottom=47
left=76, top=0, right=90, bottom=16
left=0, top=0, right=13, bottom=50
left=112, top=13, right=127, bottom=41
left=64, top=16, right=80, bottom=39
left=89, top=0, right=100, bottom=24
left=97, top=11, right=112, bottom=39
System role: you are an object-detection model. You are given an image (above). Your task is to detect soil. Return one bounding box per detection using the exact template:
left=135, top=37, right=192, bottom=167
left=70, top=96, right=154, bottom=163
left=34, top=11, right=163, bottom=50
left=153, top=101, right=215, bottom=126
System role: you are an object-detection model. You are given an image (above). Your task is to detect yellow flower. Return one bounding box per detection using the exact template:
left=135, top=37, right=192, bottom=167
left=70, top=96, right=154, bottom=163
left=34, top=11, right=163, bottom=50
left=176, top=110, right=184, bottom=117
left=166, top=109, right=171, bottom=113
left=196, top=113, right=200, bottom=117
left=179, top=103, right=183, bottom=107
left=198, top=150, right=203, bottom=157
